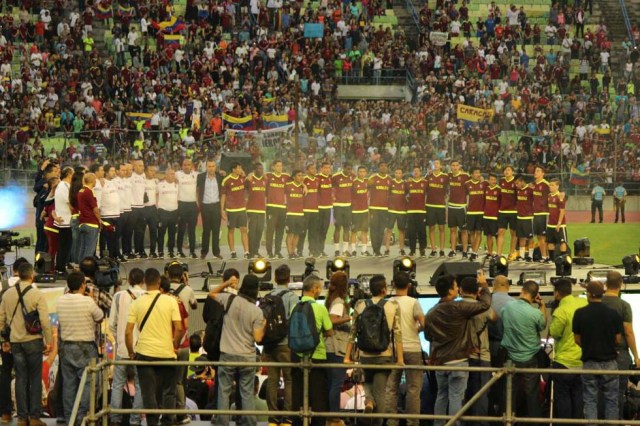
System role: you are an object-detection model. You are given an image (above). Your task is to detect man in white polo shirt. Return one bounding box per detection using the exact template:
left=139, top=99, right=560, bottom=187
left=158, top=168, right=180, bottom=259
left=176, top=159, right=198, bottom=259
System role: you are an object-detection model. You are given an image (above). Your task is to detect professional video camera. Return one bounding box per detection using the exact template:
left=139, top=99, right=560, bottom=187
left=165, top=260, right=189, bottom=274
left=0, top=231, right=31, bottom=251
left=347, top=275, right=373, bottom=308
left=94, top=256, right=121, bottom=289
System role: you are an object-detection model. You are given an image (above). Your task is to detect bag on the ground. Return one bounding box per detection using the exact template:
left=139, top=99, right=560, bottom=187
left=202, top=294, right=236, bottom=361
left=356, top=299, right=390, bottom=354
left=258, top=289, right=290, bottom=348
left=288, top=301, right=319, bottom=354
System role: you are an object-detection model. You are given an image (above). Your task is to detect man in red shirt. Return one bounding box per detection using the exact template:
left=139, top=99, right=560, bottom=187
left=245, top=163, right=267, bottom=258
left=497, top=166, right=518, bottom=259
left=351, top=166, right=370, bottom=256
left=77, top=173, right=102, bottom=260
left=465, top=168, right=485, bottom=261
left=368, top=162, right=391, bottom=257
left=515, top=175, right=535, bottom=261
left=297, top=163, right=321, bottom=257
left=483, top=173, right=501, bottom=257
left=546, top=178, right=567, bottom=258
left=531, top=166, right=551, bottom=262
left=447, top=160, right=469, bottom=258
left=332, top=163, right=354, bottom=257
left=426, top=160, right=448, bottom=257
left=221, top=162, right=249, bottom=259
left=317, top=162, right=333, bottom=257
left=386, top=167, right=408, bottom=256
left=406, top=167, right=427, bottom=257
left=285, top=171, right=305, bottom=259
left=265, top=160, right=290, bottom=259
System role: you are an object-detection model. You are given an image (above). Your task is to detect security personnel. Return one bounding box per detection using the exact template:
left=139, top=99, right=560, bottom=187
left=591, top=183, right=605, bottom=223
left=245, top=163, right=267, bottom=258
left=351, top=166, right=370, bottom=256
left=265, top=160, right=290, bottom=259
left=143, top=165, right=159, bottom=259
left=317, top=162, right=333, bottom=257
left=368, top=162, right=391, bottom=257
left=130, top=159, right=147, bottom=257
left=447, top=160, right=469, bottom=257
left=332, top=163, right=354, bottom=257
left=176, top=158, right=198, bottom=259
left=426, top=160, right=448, bottom=257
left=386, top=167, right=407, bottom=256
left=497, top=166, right=518, bottom=259
left=298, top=163, right=320, bottom=257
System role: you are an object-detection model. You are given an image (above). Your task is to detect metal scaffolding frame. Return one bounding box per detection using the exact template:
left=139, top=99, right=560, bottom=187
left=72, top=358, right=640, bottom=426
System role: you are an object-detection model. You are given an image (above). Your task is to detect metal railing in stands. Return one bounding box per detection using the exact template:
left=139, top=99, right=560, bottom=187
left=74, top=358, right=640, bottom=426
left=403, top=0, right=422, bottom=33
left=620, top=0, right=636, bottom=48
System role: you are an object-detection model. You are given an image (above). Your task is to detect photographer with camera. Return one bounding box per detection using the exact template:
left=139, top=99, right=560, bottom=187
left=57, top=271, right=104, bottom=425
left=0, top=262, right=53, bottom=426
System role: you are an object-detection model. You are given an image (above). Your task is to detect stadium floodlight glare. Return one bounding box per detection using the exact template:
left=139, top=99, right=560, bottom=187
left=393, top=256, right=416, bottom=278
left=555, top=254, right=573, bottom=277
left=248, top=258, right=272, bottom=282
left=489, top=255, right=509, bottom=278
left=326, top=257, right=350, bottom=279
left=623, top=255, right=640, bottom=276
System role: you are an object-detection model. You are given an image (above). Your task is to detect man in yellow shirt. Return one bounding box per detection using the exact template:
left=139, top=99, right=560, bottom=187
left=126, top=268, right=182, bottom=426
left=549, top=278, right=587, bottom=421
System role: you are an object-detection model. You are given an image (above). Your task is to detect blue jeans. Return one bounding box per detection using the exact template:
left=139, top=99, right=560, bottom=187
left=110, top=356, right=143, bottom=424
left=12, top=339, right=44, bottom=420
left=61, top=342, right=98, bottom=424
left=327, top=353, right=345, bottom=414
left=434, top=360, right=469, bottom=426
left=78, top=224, right=100, bottom=261
left=71, top=216, right=80, bottom=263
left=583, top=360, right=619, bottom=422
left=216, top=353, right=256, bottom=426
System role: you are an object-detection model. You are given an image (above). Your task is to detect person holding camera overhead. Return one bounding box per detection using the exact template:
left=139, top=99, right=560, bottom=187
left=57, top=271, right=105, bottom=425
left=0, top=262, right=53, bottom=426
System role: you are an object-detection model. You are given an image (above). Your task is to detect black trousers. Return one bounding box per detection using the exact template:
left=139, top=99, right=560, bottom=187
left=120, top=211, right=134, bottom=255
left=248, top=212, right=265, bottom=256
left=318, top=208, right=332, bottom=254
left=291, top=357, right=328, bottom=426
left=35, top=219, right=48, bottom=253
left=143, top=206, right=159, bottom=254
left=266, top=206, right=286, bottom=256
left=131, top=207, right=145, bottom=254
left=551, top=361, right=583, bottom=422
left=177, top=201, right=198, bottom=254
left=57, top=227, right=72, bottom=272
left=370, top=210, right=386, bottom=255
left=200, top=202, right=221, bottom=256
left=615, top=199, right=625, bottom=222
left=407, top=212, right=426, bottom=253
left=136, top=354, right=178, bottom=426
left=297, top=211, right=320, bottom=255
left=591, top=200, right=603, bottom=222
left=510, top=356, right=541, bottom=419
left=0, top=349, right=13, bottom=416
left=101, top=216, right=121, bottom=258
left=158, top=209, right=178, bottom=254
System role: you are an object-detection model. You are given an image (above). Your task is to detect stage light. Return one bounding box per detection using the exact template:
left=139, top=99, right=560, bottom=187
left=248, top=258, right=272, bottom=283
left=489, top=256, right=509, bottom=278
left=518, top=271, right=547, bottom=286
left=586, top=270, right=609, bottom=284
left=393, top=256, right=416, bottom=278
left=623, top=255, right=640, bottom=276
left=34, top=252, right=52, bottom=274
left=555, top=254, right=573, bottom=277
left=573, top=238, right=594, bottom=265
left=326, top=257, right=350, bottom=279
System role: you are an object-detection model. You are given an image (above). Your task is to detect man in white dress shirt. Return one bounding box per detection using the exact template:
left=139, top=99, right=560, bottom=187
left=130, top=160, right=147, bottom=258
left=143, top=165, right=159, bottom=258
left=99, top=165, right=122, bottom=259
left=176, top=159, right=199, bottom=259
left=117, top=164, right=134, bottom=260
left=158, top=168, right=180, bottom=259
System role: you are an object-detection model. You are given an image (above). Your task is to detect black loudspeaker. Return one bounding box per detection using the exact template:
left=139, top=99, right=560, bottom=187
left=220, top=152, right=253, bottom=174
left=430, top=261, right=481, bottom=286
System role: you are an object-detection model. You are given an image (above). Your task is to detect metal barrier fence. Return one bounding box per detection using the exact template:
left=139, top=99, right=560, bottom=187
left=74, top=358, right=640, bottom=426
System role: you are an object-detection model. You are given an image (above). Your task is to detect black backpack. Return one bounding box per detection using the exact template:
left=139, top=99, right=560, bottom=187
left=258, top=289, right=290, bottom=349
left=202, top=294, right=236, bottom=361
left=356, top=299, right=391, bottom=354
left=288, top=301, right=320, bottom=355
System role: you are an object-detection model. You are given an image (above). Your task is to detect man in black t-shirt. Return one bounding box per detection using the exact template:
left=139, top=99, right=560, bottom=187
left=573, top=281, right=624, bottom=423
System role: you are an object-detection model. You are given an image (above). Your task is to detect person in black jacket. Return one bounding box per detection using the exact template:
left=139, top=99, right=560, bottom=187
left=196, top=160, right=225, bottom=259
left=33, top=160, right=60, bottom=253
left=425, top=272, right=491, bottom=426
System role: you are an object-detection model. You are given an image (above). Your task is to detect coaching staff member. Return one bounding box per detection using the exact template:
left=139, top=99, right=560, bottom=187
left=197, top=159, right=224, bottom=259
left=176, top=159, right=199, bottom=259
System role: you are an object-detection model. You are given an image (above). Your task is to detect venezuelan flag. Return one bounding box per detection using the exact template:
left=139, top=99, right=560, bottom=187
left=152, top=16, right=186, bottom=33
left=570, top=167, right=589, bottom=186
left=164, top=34, right=184, bottom=45
left=223, top=113, right=254, bottom=131
left=118, top=3, right=134, bottom=16
left=96, top=2, right=113, bottom=19
left=262, top=114, right=289, bottom=129
left=126, top=112, right=153, bottom=129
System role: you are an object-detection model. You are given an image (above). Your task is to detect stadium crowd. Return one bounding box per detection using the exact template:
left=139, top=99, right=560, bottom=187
left=0, top=0, right=639, bottom=184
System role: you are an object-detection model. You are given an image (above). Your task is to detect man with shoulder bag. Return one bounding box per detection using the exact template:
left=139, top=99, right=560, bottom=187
left=0, top=262, right=53, bottom=426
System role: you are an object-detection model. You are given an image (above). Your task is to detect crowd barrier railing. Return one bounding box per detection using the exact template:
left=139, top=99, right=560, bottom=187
left=74, top=358, right=640, bottom=426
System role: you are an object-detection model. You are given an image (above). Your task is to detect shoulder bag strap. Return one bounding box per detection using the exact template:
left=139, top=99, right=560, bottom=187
left=139, top=294, right=161, bottom=332
left=224, top=294, right=236, bottom=313
left=16, top=285, right=33, bottom=317
left=127, top=289, right=137, bottom=300
left=8, top=285, right=29, bottom=327
left=172, top=284, right=186, bottom=297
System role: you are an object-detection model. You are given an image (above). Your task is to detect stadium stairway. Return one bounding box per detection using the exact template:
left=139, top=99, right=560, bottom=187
left=590, top=0, right=638, bottom=77
left=393, top=3, right=420, bottom=47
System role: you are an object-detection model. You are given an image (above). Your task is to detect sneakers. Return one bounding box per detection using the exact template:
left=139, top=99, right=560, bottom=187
left=244, top=253, right=250, bottom=259
left=469, top=253, right=478, bottom=261
left=138, top=252, right=148, bottom=259
left=230, top=252, right=238, bottom=259
left=448, top=250, right=456, bottom=258
left=275, top=253, right=284, bottom=259
left=399, top=249, right=406, bottom=256
left=409, top=251, right=416, bottom=257
left=384, top=249, right=390, bottom=257
left=429, top=250, right=437, bottom=257
left=126, top=253, right=137, bottom=260
left=190, top=252, right=197, bottom=259
left=462, top=252, right=468, bottom=259
left=168, top=252, right=176, bottom=259
left=149, top=252, right=158, bottom=259
left=343, top=251, right=352, bottom=257
left=178, top=252, right=187, bottom=258
left=334, top=250, right=341, bottom=257
left=362, top=251, right=372, bottom=256
left=176, top=416, right=191, bottom=425
left=419, top=250, right=426, bottom=258
left=351, top=250, right=357, bottom=257
left=524, top=256, right=533, bottom=262
left=439, top=250, right=445, bottom=257
left=508, top=252, right=518, bottom=261
left=320, top=251, right=328, bottom=258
